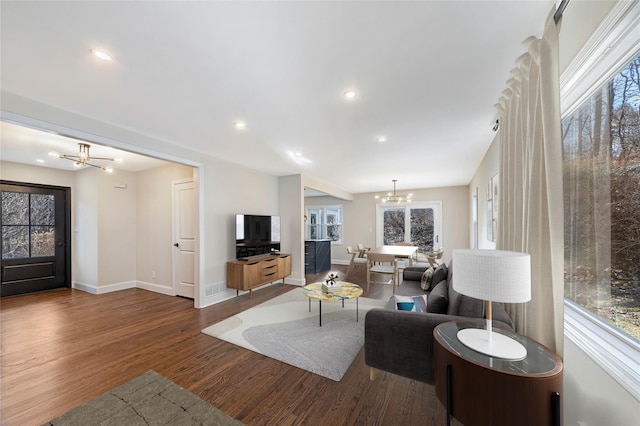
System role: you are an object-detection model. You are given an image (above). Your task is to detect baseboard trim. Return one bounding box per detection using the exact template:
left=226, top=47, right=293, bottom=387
left=136, top=281, right=175, bottom=296
left=73, top=280, right=136, bottom=294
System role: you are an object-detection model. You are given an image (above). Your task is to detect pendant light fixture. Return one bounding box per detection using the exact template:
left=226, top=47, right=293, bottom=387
left=49, top=143, right=116, bottom=173
left=375, top=180, right=413, bottom=203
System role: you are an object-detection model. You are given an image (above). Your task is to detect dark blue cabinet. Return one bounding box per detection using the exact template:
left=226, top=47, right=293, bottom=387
left=304, top=239, right=331, bottom=274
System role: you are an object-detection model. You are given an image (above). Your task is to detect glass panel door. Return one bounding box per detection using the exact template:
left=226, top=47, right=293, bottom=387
left=377, top=201, right=442, bottom=259
left=409, top=206, right=435, bottom=259
left=383, top=207, right=405, bottom=244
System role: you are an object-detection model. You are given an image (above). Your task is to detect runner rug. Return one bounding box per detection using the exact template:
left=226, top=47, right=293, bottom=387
left=201, top=289, right=385, bottom=381
left=42, top=370, right=243, bottom=426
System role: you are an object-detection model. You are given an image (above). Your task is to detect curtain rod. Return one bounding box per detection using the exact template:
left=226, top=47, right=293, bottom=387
left=554, top=0, right=570, bottom=23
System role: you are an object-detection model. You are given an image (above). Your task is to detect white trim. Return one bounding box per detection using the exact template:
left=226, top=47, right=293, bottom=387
left=560, top=1, right=640, bottom=118
left=136, top=281, right=175, bottom=296
left=560, top=0, right=640, bottom=403
left=73, top=280, right=136, bottom=294
left=564, top=300, right=640, bottom=401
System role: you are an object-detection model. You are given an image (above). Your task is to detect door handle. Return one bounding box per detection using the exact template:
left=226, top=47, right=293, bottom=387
left=174, top=243, right=179, bottom=248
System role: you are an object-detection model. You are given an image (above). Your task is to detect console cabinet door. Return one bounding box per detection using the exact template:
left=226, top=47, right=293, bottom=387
left=277, top=254, right=291, bottom=279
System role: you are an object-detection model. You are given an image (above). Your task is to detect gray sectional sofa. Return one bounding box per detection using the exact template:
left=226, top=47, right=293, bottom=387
left=364, top=261, right=513, bottom=384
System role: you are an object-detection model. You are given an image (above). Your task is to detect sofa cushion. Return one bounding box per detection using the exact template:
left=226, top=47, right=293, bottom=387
left=426, top=280, right=448, bottom=314
left=420, top=267, right=435, bottom=290
left=432, top=262, right=448, bottom=287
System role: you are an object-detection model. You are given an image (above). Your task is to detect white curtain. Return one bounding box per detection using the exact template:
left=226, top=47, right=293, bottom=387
left=495, top=8, right=564, bottom=355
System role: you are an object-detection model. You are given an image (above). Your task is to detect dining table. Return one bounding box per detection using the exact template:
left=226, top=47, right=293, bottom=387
left=368, top=245, right=418, bottom=264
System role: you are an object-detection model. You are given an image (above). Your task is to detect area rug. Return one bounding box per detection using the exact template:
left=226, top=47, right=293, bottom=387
left=42, top=370, right=243, bottom=426
left=201, top=289, right=386, bottom=381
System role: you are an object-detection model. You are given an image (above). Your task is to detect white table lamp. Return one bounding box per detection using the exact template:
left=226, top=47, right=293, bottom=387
left=452, top=249, right=531, bottom=360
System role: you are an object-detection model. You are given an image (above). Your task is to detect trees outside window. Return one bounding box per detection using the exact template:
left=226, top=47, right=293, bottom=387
left=562, top=54, right=640, bottom=340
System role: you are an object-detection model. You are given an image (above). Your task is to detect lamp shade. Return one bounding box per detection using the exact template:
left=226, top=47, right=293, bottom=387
left=452, top=249, right=531, bottom=303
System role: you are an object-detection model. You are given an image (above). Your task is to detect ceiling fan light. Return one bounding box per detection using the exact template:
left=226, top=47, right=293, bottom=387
left=48, top=151, right=60, bottom=158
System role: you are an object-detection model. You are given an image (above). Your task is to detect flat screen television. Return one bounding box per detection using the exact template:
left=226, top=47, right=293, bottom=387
left=235, top=214, right=281, bottom=258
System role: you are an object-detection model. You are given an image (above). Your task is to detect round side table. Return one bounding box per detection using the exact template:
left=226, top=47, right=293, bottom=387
left=434, top=322, right=563, bottom=426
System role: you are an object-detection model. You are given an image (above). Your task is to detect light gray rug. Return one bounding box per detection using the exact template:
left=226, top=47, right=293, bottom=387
left=42, top=370, right=243, bottom=426
left=201, top=289, right=385, bottom=381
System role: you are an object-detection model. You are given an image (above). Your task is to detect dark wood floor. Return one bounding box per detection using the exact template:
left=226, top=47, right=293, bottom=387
left=0, top=265, right=449, bottom=425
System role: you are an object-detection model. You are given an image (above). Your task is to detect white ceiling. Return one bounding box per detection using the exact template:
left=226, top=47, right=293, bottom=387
left=0, top=1, right=557, bottom=193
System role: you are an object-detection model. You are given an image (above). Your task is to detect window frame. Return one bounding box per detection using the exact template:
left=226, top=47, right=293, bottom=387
left=375, top=200, right=443, bottom=250
left=560, top=0, right=640, bottom=400
left=305, top=205, right=343, bottom=244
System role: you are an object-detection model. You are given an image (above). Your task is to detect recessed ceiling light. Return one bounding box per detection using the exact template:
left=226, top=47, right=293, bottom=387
left=233, top=121, right=247, bottom=130
left=91, top=49, right=112, bottom=61
left=377, top=136, right=387, bottom=143
left=343, top=90, right=357, bottom=100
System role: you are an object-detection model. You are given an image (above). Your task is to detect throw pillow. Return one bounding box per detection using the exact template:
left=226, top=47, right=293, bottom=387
left=426, top=280, right=448, bottom=314
left=393, top=295, right=428, bottom=313
left=420, top=267, right=435, bottom=291
left=432, top=262, right=448, bottom=287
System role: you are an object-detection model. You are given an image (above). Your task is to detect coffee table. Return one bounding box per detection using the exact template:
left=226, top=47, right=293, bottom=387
left=302, top=282, right=363, bottom=327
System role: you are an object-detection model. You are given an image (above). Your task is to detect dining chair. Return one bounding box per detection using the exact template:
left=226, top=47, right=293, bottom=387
left=392, top=242, right=414, bottom=278
left=357, top=243, right=371, bottom=258
left=366, top=252, right=398, bottom=292
left=428, top=247, right=444, bottom=267
left=346, top=246, right=368, bottom=277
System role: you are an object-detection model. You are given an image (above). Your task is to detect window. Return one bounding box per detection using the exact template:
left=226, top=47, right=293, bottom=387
left=560, top=0, right=639, bottom=399
left=2, top=191, right=55, bottom=259
left=562, top=53, right=640, bottom=340
left=305, top=206, right=342, bottom=243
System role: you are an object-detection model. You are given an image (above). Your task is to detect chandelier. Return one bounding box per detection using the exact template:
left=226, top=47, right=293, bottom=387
left=49, top=143, right=116, bottom=173
left=375, top=179, right=413, bottom=203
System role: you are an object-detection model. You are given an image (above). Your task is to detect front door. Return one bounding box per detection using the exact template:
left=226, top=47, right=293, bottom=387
left=1, top=181, right=71, bottom=297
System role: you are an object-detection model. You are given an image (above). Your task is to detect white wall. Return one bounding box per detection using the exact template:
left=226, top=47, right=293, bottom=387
left=280, top=174, right=305, bottom=285
left=563, top=338, right=637, bottom=426
left=73, top=168, right=99, bottom=288
left=305, top=185, right=469, bottom=266
left=97, top=169, right=138, bottom=289
left=468, top=135, right=499, bottom=250
left=200, top=157, right=280, bottom=302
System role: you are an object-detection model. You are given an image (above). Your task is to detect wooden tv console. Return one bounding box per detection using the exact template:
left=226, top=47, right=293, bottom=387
left=226, top=253, right=291, bottom=297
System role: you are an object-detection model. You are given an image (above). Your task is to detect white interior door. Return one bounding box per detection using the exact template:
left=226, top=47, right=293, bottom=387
left=172, top=179, right=195, bottom=298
